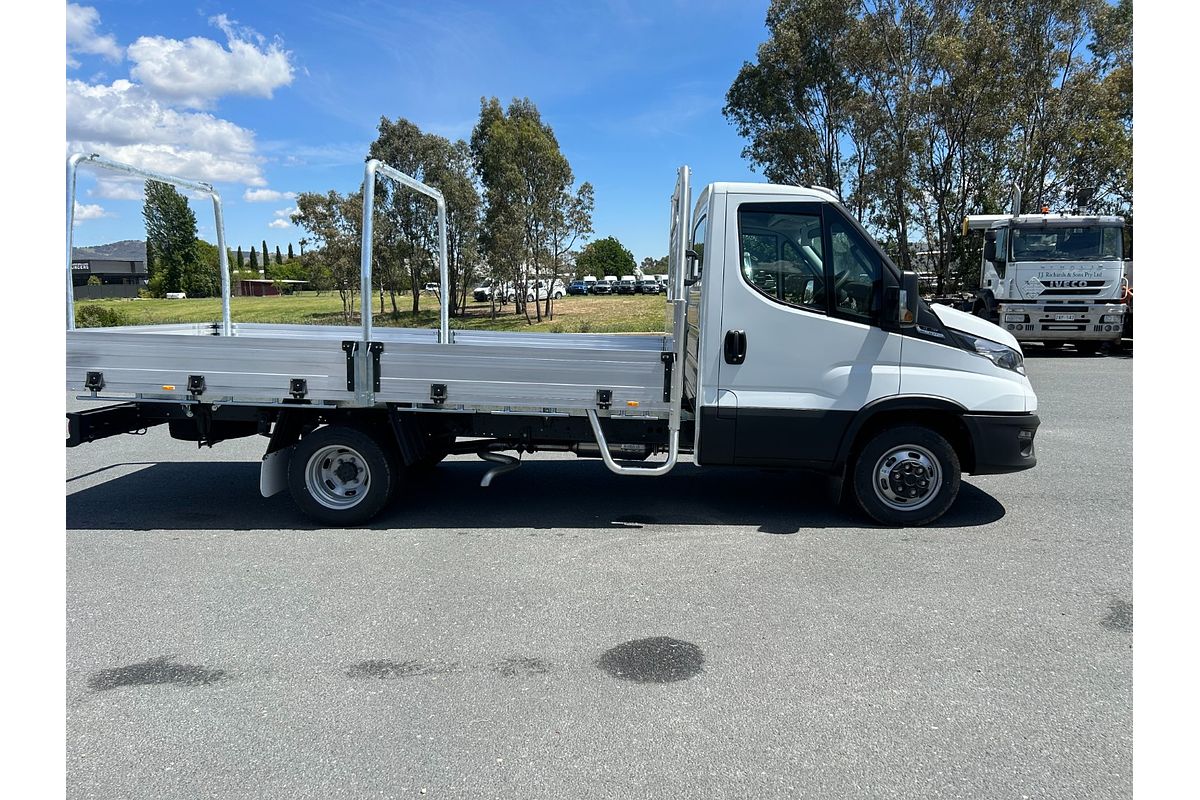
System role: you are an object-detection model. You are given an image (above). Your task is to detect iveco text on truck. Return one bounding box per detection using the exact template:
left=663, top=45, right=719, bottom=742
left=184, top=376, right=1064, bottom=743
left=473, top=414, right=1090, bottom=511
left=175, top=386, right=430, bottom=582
left=66, top=154, right=1040, bottom=527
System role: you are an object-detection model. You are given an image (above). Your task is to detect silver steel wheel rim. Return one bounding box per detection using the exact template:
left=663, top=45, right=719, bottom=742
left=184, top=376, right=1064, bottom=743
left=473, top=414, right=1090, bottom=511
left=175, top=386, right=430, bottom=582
left=873, top=444, right=942, bottom=512
left=305, top=444, right=371, bottom=510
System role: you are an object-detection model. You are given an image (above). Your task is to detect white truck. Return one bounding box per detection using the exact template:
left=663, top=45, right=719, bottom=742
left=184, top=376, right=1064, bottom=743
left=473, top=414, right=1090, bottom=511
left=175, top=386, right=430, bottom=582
left=66, top=154, right=1040, bottom=527
left=963, top=190, right=1129, bottom=353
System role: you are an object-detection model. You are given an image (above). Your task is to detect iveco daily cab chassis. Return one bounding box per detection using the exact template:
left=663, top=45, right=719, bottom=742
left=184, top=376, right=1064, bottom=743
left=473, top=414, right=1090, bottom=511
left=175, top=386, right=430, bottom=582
left=65, top=154, right=1040, bottom=527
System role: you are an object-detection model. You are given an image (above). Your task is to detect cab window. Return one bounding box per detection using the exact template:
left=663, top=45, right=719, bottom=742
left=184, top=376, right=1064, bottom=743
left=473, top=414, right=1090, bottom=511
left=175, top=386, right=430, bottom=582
left=691, top=214, right=707, bottom=279
left=827, top=217, right=882, bottom=321
left=737, top=209, right=825, bottom=311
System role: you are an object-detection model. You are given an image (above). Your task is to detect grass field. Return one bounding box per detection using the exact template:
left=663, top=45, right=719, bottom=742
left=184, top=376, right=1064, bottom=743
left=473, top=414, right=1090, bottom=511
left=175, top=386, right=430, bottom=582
left=75, top=291, right=670, bottom=334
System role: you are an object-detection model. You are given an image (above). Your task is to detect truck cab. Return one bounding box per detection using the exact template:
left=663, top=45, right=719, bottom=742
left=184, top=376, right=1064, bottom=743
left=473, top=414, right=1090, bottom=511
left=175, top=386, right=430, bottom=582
left=966, top=211, right=1128, bottom=351
left=681, top=181, right=1038, bottom=522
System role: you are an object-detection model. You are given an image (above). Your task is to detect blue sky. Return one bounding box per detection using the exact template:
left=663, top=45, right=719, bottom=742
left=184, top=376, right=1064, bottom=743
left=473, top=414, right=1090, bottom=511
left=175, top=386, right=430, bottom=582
left=66, top=0, right=772, bottom=262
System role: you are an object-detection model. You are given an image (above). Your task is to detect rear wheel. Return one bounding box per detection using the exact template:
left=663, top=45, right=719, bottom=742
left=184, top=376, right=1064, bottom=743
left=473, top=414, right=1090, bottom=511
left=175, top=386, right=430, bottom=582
left=288, top=425, right=398, bottom=526
left=851, top=426, right=961, bottom=526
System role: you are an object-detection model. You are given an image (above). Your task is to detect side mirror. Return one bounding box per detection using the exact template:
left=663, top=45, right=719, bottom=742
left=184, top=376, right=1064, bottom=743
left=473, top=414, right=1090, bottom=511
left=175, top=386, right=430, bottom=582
left=898, top=270, right=920, bottom=328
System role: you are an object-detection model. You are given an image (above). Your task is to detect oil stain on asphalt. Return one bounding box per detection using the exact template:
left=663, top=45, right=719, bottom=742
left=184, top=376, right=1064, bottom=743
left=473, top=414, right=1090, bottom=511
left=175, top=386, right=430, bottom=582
left=1101, top=598, right=1133, bottom=632
left=88, top=656, right=228, bottom=691
left=492, top=657, right=549, bottom=677
left=346, top=659, right=460, bottom=679
left=596, top=637, right=705, bottom=683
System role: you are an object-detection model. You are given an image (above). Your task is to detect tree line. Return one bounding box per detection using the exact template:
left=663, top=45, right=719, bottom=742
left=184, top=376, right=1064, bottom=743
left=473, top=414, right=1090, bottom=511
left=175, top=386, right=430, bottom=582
left=724, top=0, right=1132, bottom=293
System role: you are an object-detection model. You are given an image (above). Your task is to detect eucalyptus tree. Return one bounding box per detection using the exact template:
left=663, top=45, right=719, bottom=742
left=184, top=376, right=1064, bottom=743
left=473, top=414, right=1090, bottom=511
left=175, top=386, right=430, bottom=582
left=369, top=117, right=482, bottom=318
left=292, top=190, right=363, bottom=323
left=470, top=97, right=591, bottom=324
left=725, top=0, right=859, bottom=194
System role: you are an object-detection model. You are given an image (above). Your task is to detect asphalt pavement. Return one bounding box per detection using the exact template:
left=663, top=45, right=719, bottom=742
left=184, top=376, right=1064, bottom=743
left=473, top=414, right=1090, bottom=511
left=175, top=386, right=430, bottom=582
left=66, top=345, right=1132, bottom=799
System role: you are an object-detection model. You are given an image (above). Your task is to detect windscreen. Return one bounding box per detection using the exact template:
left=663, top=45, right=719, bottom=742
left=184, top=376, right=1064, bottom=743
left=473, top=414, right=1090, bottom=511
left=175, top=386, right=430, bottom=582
left=1010, top=225, right=1123, bottom=262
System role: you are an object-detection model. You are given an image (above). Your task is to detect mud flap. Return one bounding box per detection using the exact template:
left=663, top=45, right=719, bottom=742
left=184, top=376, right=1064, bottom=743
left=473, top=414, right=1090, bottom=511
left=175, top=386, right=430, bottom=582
left=260, top=446, right=292, bottom=497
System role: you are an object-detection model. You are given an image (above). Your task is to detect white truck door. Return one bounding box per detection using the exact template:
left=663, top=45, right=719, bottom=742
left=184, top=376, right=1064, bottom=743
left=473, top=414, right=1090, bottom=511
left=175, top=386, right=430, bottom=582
left=702, top=195, right=902, bottom=466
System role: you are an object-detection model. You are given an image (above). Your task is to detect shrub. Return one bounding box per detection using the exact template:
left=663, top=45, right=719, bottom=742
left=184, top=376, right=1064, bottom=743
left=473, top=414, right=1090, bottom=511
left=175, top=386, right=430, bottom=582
left=75, top=304, right=132, bottom=328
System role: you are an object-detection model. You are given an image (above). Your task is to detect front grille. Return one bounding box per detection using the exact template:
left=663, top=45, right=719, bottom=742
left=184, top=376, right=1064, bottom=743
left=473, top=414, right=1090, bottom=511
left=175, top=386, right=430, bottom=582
left=1038, top=288, right=1104, bottom=296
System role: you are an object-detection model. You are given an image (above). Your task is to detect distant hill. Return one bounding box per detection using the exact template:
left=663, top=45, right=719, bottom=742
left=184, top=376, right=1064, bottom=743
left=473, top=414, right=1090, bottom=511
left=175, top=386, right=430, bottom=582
left=73, top=239, right=146, bottom=261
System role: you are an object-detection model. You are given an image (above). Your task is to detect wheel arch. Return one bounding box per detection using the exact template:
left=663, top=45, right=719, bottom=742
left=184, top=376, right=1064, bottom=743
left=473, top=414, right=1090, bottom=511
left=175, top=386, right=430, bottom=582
left=835, top=396, right=976, bottom=475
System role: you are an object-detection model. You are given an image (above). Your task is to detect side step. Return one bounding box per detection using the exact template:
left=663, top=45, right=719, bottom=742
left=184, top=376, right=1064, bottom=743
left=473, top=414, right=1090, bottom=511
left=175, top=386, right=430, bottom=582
left=585, top=410, right=678, bottom=477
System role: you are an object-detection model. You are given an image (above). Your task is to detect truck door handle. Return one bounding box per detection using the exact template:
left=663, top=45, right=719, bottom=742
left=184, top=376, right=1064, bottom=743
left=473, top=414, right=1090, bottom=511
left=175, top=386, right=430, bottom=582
left=724, top=330, right=747, bottom=364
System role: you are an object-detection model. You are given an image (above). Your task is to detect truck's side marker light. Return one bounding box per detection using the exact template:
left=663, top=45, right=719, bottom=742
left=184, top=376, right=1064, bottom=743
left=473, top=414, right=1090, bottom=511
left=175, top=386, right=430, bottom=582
left=627, top=400, right=639, bottom=408
left=162, top=385, right=175, bottom=391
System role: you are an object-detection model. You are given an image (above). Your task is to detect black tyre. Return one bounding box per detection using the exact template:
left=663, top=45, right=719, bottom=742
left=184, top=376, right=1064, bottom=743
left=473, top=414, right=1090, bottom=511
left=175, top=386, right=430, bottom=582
left=1074, top=341, right=1100, bottom=355
left=288, top=425, right=398, bottom=526
left=851, top=426, right=961, bottom=526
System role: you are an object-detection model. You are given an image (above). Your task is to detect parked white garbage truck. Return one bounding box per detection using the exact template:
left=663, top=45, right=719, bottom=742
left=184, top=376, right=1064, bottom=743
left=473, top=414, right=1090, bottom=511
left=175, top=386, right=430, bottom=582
left=963, top=190, right=1129, bottom=353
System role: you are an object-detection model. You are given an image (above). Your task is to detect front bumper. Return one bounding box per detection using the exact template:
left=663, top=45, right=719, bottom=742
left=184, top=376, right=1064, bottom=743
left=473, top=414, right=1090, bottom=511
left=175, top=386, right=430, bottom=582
left=963, top=412, right=1040, bottom=475
left=998, top=303, right=1125, bottom=341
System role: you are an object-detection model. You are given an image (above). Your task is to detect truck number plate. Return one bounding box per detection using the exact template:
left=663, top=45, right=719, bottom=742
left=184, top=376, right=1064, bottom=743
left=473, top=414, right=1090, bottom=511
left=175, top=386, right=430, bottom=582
left=1054, top=313, right=1075, bottom=321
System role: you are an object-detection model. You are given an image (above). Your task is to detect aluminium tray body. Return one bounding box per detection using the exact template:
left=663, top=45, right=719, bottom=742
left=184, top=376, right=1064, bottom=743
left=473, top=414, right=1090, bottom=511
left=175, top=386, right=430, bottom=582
left=66, top=323, right=675, bottom=416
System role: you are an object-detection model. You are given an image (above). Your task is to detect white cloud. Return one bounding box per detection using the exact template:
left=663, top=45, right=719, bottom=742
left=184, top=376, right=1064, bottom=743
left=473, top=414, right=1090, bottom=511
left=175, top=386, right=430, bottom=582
left=67, top=79, right=266, bottom=186
left=89, top=178, right=144, bottom=201
left=268, top=219, right=292, bottom=229
left=74, top=201, right=110, bottom=221
left=67, top=4, right=123, bottom=63
left=127, top=15, right=294, bottom=109
left=244, top=188, right=295, bottom=203
left=273, top=206, right=299, bottom=218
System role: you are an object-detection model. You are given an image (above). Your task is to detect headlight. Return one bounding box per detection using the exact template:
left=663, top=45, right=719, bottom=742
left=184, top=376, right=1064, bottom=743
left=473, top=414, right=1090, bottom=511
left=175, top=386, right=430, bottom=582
left=952, top=329, right=1025, bottom=375
left=1101, top=314, right=1123, bottom=323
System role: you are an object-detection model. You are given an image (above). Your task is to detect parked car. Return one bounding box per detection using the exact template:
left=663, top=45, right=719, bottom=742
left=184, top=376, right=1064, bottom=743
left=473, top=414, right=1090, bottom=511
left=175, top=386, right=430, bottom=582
left=567, top=280, right=590, bottom=296
left=518, top=279, right=566, bottom=302
left=472, top=281, right=515, bottom=302
left=590, top=279, right=615, bottom=295
left=616, top=277, right=638, bottom=295
left=422, top=283, right=440, bottom=294
left=635, top=279, right=664, bottom=295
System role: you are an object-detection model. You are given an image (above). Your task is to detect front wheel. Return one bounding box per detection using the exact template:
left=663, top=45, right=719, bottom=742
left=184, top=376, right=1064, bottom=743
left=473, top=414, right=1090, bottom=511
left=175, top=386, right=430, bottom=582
left=288, top=426, right=398, bottom=526
left=851, top=426, right=961, bottom=526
